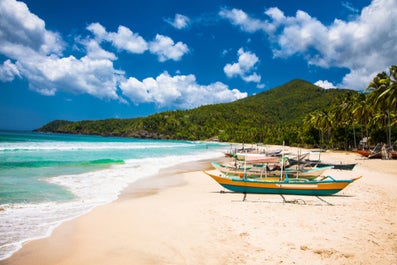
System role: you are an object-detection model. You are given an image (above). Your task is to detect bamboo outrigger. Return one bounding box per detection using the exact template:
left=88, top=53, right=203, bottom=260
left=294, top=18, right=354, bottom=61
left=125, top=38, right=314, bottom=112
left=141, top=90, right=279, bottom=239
left=204, top=170, right=361, bottom=196
left=211, top=161, right=333, bottom=180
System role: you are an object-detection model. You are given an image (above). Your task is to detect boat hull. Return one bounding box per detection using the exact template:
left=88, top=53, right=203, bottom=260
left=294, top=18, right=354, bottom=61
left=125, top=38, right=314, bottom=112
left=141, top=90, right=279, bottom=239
left=204, top=171, right=360, bottom=196
left=317, top=163, right=356, bottom=170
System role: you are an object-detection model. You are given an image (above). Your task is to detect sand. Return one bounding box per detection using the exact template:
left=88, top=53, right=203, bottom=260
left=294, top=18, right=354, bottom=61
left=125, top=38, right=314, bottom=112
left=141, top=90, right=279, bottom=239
left=1, top=148, right=397, bottom=265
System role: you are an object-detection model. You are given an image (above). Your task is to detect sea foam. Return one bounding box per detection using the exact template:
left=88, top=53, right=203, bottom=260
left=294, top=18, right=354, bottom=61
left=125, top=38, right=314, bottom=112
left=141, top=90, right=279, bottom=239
left=0, top=148, right=224, bottom=260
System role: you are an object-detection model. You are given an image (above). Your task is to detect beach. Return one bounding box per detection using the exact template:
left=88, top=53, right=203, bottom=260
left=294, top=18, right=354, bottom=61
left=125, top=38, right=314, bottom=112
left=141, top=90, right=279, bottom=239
left=1, top=148, right=396, bottom=265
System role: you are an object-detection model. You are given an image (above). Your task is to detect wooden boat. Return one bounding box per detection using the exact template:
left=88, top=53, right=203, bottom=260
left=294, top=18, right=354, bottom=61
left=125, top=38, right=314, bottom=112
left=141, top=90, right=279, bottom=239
left=356, top=149, right=382, bottom=158
left=288, top=159, right=356, bottom=170
left=287, top=150, right=357, bottom=170
left=204, top=170, right=361, bottom=196
left=356, top=148, right=397, bottom=159
left=355, top=149, right=371, bottom=157
left=224, top=149, right=282, bottom=159
left=234, top=153, right=281, bottom=163
left=211, top=162, right=332, bottom=180
left=356, top=143, right=383, bottom=158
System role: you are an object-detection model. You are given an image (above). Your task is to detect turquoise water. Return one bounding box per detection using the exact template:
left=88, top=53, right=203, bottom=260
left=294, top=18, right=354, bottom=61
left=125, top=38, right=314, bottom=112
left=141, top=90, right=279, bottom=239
left=0, top=131, right=226, bottom=260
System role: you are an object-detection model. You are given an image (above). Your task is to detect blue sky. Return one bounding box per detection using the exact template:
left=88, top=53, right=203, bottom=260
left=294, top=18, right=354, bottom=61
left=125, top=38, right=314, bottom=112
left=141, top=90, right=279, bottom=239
left=1, top=0, right=396, bottom=130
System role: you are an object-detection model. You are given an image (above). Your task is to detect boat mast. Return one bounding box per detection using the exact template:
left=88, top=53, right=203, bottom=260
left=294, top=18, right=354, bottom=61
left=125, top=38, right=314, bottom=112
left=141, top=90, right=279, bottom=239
left=280, top=141, right=284, bottom=180
left=243, top=151, right=247, bottom=180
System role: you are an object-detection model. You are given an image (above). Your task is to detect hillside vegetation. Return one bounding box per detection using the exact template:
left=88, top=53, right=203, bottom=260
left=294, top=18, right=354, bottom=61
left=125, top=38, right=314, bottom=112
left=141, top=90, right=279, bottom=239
left=36, top=79, right=352, bottom=145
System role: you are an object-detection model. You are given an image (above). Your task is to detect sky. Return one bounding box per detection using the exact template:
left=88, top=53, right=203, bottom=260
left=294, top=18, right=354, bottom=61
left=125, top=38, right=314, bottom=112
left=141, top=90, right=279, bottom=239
left=0, top=0, right=396, bottom=130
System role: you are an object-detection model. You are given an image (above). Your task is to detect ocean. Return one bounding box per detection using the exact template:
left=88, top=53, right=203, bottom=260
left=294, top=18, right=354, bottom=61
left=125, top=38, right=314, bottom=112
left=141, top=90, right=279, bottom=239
left=0, top=130, right=227, bottom=260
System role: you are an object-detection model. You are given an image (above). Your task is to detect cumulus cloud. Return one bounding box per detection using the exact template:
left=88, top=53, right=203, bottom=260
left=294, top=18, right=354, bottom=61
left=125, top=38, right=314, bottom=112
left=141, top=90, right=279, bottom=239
left=0, top=60, right=21, bottom=82
left=220, top=0, right=397, bottom=90
left=271, top=10, right=329, bottom=60
left=83, top=39, right=117, bottom=60
left=14, top=50, right=123, bottom=98
left=0, top=0, right=122, bottom=99
left=0, top=0, right=244, bottom=109
left=166, top=14, right=190, bottom=29
left=87, top=23, right=148, bottom=54
left=86, top=23, right=189, bottom=61
left=149, top=34, right=189, bottom=62
left=314, top=80, right=335, bottom=89
left=0, top=0, right=64, bottom=58
left=119, top=72, right=247, bottom=108
left=219, top=8, right=273, bottom=33
left=224, top=48, right=261, bottom=83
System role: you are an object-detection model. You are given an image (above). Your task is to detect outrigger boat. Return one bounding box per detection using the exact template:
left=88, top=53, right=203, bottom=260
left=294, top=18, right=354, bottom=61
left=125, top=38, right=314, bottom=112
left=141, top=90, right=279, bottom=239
left=287, top=158, right=356, bottom=170
left=355, top=143, right=397, bottom=159
left=285, top=149, right=356, bottom=170
left=211, top=161, right=333, bottom=180
left=204, top=170, right=361, bottom=196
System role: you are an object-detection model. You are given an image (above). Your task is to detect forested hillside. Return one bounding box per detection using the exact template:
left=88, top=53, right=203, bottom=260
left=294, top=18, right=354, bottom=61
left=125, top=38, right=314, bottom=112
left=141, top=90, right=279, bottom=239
left=36, top=79, right=353, bottom=145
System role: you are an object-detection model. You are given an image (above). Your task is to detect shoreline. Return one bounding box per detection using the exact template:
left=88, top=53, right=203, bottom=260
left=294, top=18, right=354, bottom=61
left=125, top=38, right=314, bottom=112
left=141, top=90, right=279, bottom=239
left=117, top=158, right=219, bottom=201
left=1, top=150, right=397, bottom=265
left=0, top=157, right=225, bottom=264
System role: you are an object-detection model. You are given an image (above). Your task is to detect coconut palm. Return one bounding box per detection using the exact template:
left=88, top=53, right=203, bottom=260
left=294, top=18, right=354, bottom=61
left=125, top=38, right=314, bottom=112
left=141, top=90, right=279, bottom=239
left=339, top=93, right=362, bottom=149
left=366, top=65, right=397, bottom=146
left=351, top=93, right=369, bottom=147
left=303, top=111, right=322, bottom=144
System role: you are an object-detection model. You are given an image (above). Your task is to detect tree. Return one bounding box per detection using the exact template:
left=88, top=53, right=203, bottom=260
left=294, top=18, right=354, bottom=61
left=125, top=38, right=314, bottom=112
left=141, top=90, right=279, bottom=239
left=366, top=65, right=397, bottom=146
left=352, top=93, right=370, bottom=147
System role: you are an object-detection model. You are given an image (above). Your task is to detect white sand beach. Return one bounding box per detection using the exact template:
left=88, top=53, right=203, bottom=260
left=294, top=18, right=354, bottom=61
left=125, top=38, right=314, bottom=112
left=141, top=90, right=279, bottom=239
left=1, top=148, right=397, bottom=265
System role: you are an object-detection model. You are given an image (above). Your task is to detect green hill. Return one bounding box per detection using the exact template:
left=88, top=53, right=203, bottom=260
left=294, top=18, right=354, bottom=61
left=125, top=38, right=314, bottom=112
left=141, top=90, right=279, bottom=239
left=36, top=79, right=355, bottom=144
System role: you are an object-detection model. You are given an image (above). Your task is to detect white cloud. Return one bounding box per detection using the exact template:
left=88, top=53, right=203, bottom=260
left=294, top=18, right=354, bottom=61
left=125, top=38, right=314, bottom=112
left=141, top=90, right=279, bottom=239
left=17, top=53, right=123, bottom=99
left=256, top=83, right=265, bottom=89
left=0, top=1, right=122, bottom=99
left=149, top=34, right=189, bottom=62
left=167, top=14, right=190, bottom=29
left=87, top=23, right=189, bottom=61
left=219, top=8, right=272, bottom=33
left=221, top=0, right=397, bottom=90
left=243, top=73, right=261, bottom=83
left=87, top=23, right=148, bottom=54
left=224, top=48, right=261, bottom=83
left=273, top=10, right=329, bottom=59
left=339, top=68, right=382, bottom=90
left=107, top=26, right=148, bottom=54
left=264, top=7, right=286, bottom=25
left=83, top=39, right=117, bottom=60
left=0, top=59, right=21, bottom=82
left=341, top=1, right=359, bottom=14
left=314, top=80, right=335, bottom=89
left=120, top=72, right=247, bottom=108
left=86, top=22, right=107, bottom=40
left=0, top=0, right=243, bottom=110
left=0, top=0, right=64, bottom=58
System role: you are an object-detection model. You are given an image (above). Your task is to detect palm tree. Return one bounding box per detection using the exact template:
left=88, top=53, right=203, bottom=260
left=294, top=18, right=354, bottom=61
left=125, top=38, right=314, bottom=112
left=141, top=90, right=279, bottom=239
left=366, top=65, right=397, bottom=146
left=303, top=112, right=322, bottom=144
left=335, top=92, right=359, bottom=149
left=317, top=109, right=335, bottom=147
left=352, top=93, right=370, bottom=148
